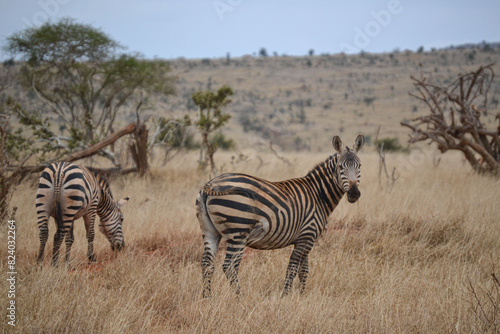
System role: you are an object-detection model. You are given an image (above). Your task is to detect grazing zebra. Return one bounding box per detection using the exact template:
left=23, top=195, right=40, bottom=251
left=196, top=135, right=364, bottom=297
left=36, top=162, right=129, bottom=266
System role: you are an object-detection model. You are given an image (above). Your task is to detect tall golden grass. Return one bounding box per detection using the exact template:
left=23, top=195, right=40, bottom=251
left=1, top=150, right=499, bottom=333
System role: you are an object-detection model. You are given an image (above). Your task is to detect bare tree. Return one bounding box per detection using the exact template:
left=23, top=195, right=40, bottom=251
left=149, top=116, right=194, bottom=166
left=402, top=64, right=500, bottom=175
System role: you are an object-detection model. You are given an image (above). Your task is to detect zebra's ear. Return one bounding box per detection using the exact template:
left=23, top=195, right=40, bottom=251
left=353, top=134, right=365, bottom=152
left=117, top=197, right=129, bottom=208
left=332, top=136, right=343, bottom=153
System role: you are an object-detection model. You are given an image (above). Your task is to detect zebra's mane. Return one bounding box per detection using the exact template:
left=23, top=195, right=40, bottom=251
left=306, top=154, right=337, bottom=177
left=90, top=170, right=114, bottom=199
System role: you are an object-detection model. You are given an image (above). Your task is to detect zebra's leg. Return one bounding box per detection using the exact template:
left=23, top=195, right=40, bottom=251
left=197, top=198, right=222, bottom=298
left=36, top=212, right=50, bottom=264
left=64, top=224, right=75, bottom=265
left=283, top=242, right=313, bottom=296
left=83, top=214, right=97, bottom=263
left=201, top=232, right=221, bottom=298
left=52, top=221, right=72, bottom=266
left=222, top=237, right=246, bottom=295
left=298, top=255, right=309, bottom=293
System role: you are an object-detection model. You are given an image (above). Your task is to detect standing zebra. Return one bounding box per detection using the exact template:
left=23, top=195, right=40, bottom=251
left=196, top=135, right=364, bottom=296
left=36, top=162, right=129, bottom=266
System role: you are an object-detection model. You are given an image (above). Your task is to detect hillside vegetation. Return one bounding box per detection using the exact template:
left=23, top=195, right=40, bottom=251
left=161, top=47, right=500, bottom=151
left=4, top=46, right=500, bottom=154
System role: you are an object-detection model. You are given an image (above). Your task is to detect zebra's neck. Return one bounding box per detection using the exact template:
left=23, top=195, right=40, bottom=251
left=305, top=154, right=345, bottom=215
left=94, top=174, right=115, bottom=220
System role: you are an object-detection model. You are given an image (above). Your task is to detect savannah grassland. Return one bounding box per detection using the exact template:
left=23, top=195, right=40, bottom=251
left=1, top=47, right=500, bottom=333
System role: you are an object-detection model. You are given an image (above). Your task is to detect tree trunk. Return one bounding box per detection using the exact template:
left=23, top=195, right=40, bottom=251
left=130, top=121, right=149, bottom=177
left=202, top=131, right=216, bottom=174
left=85, top=110, right=94, bottom=142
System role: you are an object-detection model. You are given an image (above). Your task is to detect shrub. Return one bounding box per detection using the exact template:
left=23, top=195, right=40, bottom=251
left=374, top=137, right=409, bottom=152
left=210, top=132, right=235, bottom=150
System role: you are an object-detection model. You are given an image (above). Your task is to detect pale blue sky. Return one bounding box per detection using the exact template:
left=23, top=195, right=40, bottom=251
left=0, top=0, right=499, bottom=60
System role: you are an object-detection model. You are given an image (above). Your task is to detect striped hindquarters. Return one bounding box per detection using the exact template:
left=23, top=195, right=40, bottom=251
left=36, top=162, right=99, bottom=224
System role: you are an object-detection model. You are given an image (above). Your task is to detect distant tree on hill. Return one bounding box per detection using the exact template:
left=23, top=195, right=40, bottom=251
left=259, top=47, right=268, bottom=57
left=363, top=96, right=376, bottom=109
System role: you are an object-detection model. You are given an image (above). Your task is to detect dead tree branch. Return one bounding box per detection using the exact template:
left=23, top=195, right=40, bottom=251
left=374, top=125, right=396, bottom=188
left=6, top=122, right=139, bottom=181
left=402, top=64, right=500, bottom=175
left=269, top=141, right=292, bottom=166
left=64, top=122, right=136, bottom=163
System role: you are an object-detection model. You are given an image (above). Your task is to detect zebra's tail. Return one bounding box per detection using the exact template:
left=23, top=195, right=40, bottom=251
left=197, top=187, right=210, bottom=219
left=54, top=198, right=64, bottom=228
left=196, top=188, right=218, bottom=235
left=53, top=167, right=65, bottom=228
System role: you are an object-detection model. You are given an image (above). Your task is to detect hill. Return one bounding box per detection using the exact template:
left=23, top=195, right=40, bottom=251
left=3, top=45, right=499, bottom=154
left=158, top=46, right=500, bottom=152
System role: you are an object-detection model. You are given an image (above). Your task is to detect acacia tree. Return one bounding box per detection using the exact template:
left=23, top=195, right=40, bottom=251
left=402, top=64, right=500, bottom=175
left=191, top=85, right=233, bottom=174
left=4, top=18, right=175, bottom=163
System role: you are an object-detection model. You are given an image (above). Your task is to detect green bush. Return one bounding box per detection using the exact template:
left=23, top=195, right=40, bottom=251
left=210, top=132, right=235, bottom=150
left=239, top=114, right=264, bottom=133
left=374, top=137, right=409, bottom=153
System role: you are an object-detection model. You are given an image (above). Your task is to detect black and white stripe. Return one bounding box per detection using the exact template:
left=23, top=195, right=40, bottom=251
left=36, top=162, right=129, bottom=265
left=196, top=135, right=364, bottom=296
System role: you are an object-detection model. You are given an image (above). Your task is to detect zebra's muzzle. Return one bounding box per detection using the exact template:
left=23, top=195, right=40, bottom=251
left=347, top=184, right=360, bottom=203
left=111, top=241, right=125, bottom=251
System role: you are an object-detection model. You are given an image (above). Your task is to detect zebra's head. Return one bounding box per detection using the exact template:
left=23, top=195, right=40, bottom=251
left=99, top=197, right=129, bottom=251
left=332, top=134, right=364, bottom=203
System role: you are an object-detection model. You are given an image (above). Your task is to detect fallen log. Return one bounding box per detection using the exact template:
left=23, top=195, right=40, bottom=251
left=6, top=122, right=139, bottom=180
left=65, top=122, right=136, bottom=162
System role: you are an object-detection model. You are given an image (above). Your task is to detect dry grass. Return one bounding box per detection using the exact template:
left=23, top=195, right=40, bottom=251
left=1, top=150, right=499, bottom=333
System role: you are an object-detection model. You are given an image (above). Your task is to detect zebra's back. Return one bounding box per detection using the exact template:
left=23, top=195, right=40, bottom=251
left=199, top=172, right=323, bottom=250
